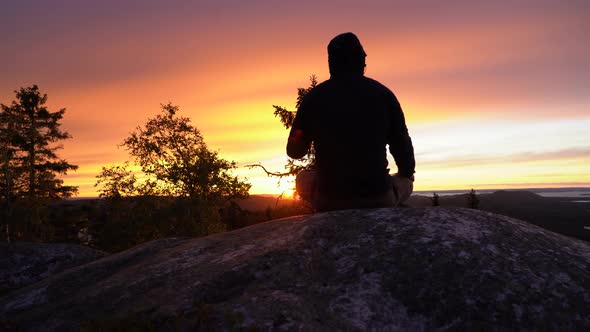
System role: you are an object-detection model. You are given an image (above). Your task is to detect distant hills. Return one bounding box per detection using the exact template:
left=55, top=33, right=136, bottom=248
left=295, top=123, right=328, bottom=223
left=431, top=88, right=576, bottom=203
left=409, top=190, right=590, bottom=242
left=237, top=190, right=590, bottom=242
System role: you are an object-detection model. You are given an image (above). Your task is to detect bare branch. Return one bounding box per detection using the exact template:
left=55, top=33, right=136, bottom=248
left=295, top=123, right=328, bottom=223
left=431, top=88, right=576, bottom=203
left=245, top=163, right=293, bottom=178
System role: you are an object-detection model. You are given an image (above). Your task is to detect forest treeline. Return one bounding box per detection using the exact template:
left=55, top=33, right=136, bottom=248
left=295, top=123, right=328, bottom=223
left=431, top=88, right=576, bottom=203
left=0, top=85, right=313, bottom=252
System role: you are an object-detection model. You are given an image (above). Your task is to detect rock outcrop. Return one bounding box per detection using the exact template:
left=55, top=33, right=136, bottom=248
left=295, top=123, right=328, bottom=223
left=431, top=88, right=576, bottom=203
left=0, top=242, right=106, bottom=296
left=1, top=208, right=589, bottom=331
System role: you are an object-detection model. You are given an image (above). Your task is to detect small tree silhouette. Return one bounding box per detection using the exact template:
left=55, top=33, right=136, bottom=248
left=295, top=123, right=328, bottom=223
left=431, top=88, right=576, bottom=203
left=467, top=188, right=479, bottom=209
left=431, top=192, right=440, bottom=206
left=247, top=75, right=318, bottom=182
left=94, top=103, right=251, bottom=243
left=96, top=103, right=250, bottom=202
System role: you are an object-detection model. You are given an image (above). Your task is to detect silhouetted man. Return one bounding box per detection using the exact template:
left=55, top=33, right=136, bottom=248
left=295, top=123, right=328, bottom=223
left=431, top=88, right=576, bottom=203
left=287, top=32, right=415, bottom=211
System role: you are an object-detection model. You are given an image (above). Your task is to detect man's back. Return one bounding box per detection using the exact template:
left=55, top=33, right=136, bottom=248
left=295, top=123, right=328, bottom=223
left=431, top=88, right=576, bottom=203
left=293, top=74, right=406, bottom=197
left=287, top=32, right=415, bottom=210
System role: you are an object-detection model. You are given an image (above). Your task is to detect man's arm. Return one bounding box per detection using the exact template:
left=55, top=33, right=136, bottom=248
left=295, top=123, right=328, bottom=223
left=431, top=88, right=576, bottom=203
left=286, top=95, right=313, bottom=159
left=387, top=95, right=415, bottom=179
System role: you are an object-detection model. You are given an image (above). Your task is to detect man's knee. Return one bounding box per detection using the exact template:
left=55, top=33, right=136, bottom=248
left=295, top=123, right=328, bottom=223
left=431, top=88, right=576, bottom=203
left=295, top=169, right=318, bottom=203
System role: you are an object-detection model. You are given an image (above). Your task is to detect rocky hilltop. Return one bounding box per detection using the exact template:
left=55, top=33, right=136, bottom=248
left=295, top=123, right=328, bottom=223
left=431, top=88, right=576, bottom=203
left=1, top=208, right=589, bottom=331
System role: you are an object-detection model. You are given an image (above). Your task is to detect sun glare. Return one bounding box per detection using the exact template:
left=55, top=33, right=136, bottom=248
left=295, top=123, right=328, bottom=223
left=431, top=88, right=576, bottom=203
left=282, top=188, right=295, bottom=199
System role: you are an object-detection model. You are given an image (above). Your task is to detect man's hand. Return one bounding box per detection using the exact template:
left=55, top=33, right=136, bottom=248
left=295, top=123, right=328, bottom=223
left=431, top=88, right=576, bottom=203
left=392, top=174, right=414, bottom=206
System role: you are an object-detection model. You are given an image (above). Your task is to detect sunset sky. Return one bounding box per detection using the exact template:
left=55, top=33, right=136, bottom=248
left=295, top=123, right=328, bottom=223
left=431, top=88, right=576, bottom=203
left=1, top=0, right=589, bottom=197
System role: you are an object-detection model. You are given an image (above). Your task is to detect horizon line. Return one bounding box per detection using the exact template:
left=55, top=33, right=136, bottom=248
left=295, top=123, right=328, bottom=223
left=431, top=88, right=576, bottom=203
left=67, top=185, right=590, bottom=200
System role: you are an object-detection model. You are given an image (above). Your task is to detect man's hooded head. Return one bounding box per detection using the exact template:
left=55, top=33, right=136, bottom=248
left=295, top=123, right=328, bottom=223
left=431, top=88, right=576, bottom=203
left=328, top=32, right=366, bottom=75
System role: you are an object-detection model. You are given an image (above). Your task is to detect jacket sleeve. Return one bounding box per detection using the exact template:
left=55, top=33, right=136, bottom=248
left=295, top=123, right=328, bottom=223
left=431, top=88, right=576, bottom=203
left=286, top=95, right=313, bottom=159
left=387, top=94, right=415, bottom=178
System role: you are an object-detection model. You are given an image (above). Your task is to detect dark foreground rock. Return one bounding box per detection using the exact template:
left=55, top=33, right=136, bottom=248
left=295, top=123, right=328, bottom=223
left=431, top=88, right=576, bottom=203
left=0, top=242, right=106, bottom=296
left=1, top=208, right=589, bottom=331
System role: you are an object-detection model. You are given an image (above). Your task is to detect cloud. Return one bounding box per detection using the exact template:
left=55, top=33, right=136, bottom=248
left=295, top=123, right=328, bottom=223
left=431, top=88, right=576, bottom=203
left=418, top=147, right=590, bottom=169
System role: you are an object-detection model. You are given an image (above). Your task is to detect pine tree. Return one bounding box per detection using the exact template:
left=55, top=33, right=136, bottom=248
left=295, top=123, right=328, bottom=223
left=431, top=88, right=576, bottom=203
left=0, top=85, right=78, bottom=199
left=467, top=188, right=479, bottom=209
left=431, top=192, right=440, bottom=206
left=0, top=120, right=17, bottom=242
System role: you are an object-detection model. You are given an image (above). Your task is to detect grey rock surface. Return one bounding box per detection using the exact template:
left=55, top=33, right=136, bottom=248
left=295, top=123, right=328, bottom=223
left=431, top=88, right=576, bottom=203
left=1, top=208, right=589, bottom=331
left=0, top=242, right=106, bottom=296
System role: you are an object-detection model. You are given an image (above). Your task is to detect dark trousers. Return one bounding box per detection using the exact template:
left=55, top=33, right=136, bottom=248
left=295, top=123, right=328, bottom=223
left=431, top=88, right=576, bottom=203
left=296, top=170, right=412, bottom=212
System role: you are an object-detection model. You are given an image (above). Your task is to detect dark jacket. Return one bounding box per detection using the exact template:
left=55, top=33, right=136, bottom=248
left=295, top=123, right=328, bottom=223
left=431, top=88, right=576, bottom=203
left=287, top=73, right=415, bottom=199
